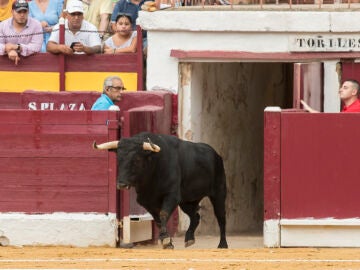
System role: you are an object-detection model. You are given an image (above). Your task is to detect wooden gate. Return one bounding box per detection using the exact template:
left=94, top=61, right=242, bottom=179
left=264, top=108, right=360, bottom=247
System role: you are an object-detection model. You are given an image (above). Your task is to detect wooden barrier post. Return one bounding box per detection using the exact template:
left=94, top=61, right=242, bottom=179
left=263, top=107, right=281, bottom=247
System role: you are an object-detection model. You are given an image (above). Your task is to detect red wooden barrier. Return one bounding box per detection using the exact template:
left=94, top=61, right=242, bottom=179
left=0, top=90, right=176, bottom=245
left=264, top=109, right=360, bottom=247
left=0, top=110, right=119, bottom=213
left=280, top=112, right=360, bottom=219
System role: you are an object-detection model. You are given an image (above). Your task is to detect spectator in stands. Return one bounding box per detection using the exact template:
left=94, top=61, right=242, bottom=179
left=110, top=0, right=151, bottom=54
left=29, top=0, right=63, bottom=52
left=301, top=79, right=360, bottom=113
left=91, top=75, right=125, bottom=110
left=103, top=13, right=136, bottom=54
left=46, top=0, right=101, bottom=55
left=0, top=0, right=43, bottom=65
left=0, top=0, right=14, bottom=22
left=82, top=0, right=113, bottom=41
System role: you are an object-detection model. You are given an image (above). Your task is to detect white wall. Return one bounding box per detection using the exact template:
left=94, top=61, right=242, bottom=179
left=0, top=213, right=117, bottom=247
left=139, top=9, right=360, bottom=102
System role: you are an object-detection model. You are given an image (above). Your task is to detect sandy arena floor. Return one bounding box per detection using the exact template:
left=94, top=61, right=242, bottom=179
left=1, top=235, right=360, bottom=269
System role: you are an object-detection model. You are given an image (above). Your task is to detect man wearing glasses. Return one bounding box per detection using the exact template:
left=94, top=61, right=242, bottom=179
left=0, top=0, right=43, bottom=65
left=47, top=0, right=101, bottom=55
left=91, top=75, right=125, bottom=110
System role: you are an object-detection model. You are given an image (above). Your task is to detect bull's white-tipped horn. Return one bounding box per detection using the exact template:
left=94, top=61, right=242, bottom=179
left=93, top=141, right=119, bottom=150
left=143, top=142, right=161, bottom=152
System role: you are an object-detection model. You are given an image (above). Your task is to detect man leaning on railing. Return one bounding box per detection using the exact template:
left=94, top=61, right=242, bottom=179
left=46, top=0, right=101, bottom=55
left=301, top=79, right=360, bottom=113
left=0, top=0, right=43, bottom=65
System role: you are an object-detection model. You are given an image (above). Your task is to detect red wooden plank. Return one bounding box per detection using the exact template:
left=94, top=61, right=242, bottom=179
left=342, top=62, right=360, bottom=83
left=65, top=54, right=138, bottom=72
left=0, top=158, right=108, bottom=185
left=0, top=110, right=117, bottom=125
left=263, top=110, right=281, bottom=221
left=171, top=50, right=360, bottom=61
left=0, top=125, right=109, bottom=158
left=281, top=113, right=360, bottom=219
left=0, top=93, right=22, bottom=109
left=0, top=189, right=109, bottom=213
left=0, top=52, right=139, bottom=72
left=0, top=53, right=59, bottom=72
left=107, top=119, right=120, bottom=214
left=0, top=157, right=109, bottom=212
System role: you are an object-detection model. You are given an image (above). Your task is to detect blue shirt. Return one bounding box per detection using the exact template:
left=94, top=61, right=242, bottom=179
left=29, top=0, right=63, bottom=52
left=91, top=94, right=115, bottom=110
left=111, top=0, right=150, bottom=39
left=111, top=0, right=144, bottom=29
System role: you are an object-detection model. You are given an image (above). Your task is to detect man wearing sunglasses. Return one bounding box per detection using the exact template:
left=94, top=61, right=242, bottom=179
left=0, top=0, right=43, bottom=65
left=91, top=75, right=125, bottom=110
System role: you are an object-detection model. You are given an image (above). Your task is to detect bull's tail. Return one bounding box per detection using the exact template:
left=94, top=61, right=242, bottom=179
left=210, top=154, right=228, bottom=248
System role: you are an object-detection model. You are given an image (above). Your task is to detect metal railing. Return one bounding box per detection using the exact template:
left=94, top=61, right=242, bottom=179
left=167, top=0, right=359, bottom=9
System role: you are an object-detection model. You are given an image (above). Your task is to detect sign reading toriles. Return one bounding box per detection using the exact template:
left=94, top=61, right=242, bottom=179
left=289, top=35, right=360, bottom=52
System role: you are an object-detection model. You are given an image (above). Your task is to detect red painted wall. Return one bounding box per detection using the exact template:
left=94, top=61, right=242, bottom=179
left=0, top=90, right=177, bottom=236
left=265, top=110, right=360, bottom=220
left=0, top=110, right=119, bottom=213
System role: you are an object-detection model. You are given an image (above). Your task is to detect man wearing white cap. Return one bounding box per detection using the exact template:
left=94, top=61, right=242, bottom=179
left=46, top=0, right=101, bottom=55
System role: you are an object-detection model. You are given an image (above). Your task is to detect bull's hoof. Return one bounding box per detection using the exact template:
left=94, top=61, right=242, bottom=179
left=0, top=236, right=9, bottom=247
left=185, top=239, right=195, bottom=248
left=161, top=237, right=174, bottom=249
left=217, top=240, right=228, bottom=249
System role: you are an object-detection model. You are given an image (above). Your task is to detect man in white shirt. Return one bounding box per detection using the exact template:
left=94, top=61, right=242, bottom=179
left=46, top=0, right=101, bottom=55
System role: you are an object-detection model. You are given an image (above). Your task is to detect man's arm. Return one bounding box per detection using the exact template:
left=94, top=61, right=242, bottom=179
left=99, top=13, right=110, bottom=39
left=110, top=0, right=124, bottom=32
left=0, top=23, right=8, bottom=55
left=46, top=41, right=74, bottom=54
left=98, top=0, right=113, bottom=38
left=19, top=20, right=43, bottom=56
left=80, top=44, right=101, bottom=54
left=300, top=100, right=319, bottom=113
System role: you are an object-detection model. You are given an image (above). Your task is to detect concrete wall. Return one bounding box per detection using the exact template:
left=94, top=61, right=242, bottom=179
left=178, top=62, right=291, bottom=234
left=139, top=9, right=360, bottom=236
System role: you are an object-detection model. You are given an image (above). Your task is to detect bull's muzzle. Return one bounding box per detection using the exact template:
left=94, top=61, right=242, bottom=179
left=117, top=183, right=130, bottom=190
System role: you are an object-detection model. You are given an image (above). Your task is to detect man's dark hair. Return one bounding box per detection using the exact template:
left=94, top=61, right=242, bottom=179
left=344, top=79, right=360, bottom=97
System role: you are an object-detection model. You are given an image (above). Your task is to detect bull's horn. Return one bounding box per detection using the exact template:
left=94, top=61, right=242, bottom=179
left=93, top=141, right=119, bottom=150
left=143, top=142, right=161, bottom=152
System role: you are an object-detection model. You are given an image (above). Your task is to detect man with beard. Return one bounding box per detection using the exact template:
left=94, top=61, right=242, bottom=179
left=46, top=0, right=101, bottom=55
left=0, top=0, right=43, bottom=65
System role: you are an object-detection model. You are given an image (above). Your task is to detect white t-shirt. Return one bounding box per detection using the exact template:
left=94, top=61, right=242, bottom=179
left=49, top=19, right=101, bottom=49
left=104, top=31, right=137, bottom=49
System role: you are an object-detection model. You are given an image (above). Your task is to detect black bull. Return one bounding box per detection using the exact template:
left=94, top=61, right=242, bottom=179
left=93, top=132, right=228, bottom=249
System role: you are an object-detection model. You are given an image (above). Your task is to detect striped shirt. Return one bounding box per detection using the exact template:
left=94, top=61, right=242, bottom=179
left=0, top=16, right=43, bottom=56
